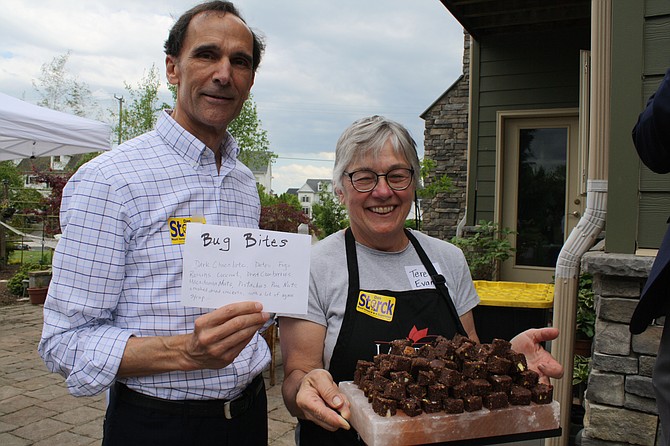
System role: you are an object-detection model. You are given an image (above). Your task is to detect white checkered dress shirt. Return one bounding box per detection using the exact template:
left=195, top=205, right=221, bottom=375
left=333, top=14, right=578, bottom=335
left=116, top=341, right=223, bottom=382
left=39, top=110, right=270, bottom=399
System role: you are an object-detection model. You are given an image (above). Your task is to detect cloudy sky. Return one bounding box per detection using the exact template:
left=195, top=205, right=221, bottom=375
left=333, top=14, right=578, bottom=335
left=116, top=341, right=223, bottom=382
left=0, top=0, right=465, bottom=194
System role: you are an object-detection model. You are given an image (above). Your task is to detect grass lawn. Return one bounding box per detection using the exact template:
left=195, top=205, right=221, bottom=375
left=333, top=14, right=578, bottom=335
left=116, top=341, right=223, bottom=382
left=9, top=249, right=53, bottom=266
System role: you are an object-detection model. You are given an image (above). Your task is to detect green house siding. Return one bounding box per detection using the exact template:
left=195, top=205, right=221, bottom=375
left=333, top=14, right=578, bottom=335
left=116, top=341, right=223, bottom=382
left=467, top=29, right=590, bottom=225
left=632, top=0, right=670, bottom=248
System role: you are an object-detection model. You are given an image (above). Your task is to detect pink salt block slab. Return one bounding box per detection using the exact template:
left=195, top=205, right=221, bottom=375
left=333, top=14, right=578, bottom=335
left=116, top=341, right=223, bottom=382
left=339, top=381, right=560, bottom=446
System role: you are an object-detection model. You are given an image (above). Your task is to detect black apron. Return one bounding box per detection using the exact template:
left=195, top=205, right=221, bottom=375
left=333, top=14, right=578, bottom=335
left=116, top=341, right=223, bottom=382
left=299, top=228, right=466, bottom=445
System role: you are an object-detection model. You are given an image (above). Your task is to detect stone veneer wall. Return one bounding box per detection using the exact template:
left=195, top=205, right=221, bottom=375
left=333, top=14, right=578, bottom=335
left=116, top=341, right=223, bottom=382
left=420, top=31, right=470, bottom=241
left=580, top=251, right=661, bottom=446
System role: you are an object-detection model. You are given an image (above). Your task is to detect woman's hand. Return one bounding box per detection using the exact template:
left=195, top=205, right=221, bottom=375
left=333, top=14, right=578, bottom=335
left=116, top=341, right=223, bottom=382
left=295, top=369, right=351, bottom=431
left=510, top=327, right=564, bottom=383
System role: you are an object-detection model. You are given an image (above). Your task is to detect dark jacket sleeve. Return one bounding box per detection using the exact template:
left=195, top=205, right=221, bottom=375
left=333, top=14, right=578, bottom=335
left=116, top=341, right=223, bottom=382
left=632, top=69, right=670, bottom=174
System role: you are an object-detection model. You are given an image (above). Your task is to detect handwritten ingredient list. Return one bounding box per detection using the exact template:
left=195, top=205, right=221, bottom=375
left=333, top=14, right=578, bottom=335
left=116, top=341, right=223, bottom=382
left=181, top=223, right=310, bottom=314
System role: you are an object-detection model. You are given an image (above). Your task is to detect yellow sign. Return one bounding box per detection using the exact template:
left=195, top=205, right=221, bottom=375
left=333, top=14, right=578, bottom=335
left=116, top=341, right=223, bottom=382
left=168, top=216, right=206, bottom=244
left=356, top=291, right=395, bottom=322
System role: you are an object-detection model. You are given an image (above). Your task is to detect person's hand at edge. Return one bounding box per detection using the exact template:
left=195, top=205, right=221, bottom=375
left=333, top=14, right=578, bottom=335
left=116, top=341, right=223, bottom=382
left=510, top=327, right=564, bottom=384
left=295, top=369, right=351, bottom=431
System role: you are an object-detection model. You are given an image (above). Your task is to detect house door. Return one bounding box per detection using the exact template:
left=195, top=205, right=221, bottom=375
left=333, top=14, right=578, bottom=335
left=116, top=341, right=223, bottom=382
left=500, top=115, right=582, bottom=283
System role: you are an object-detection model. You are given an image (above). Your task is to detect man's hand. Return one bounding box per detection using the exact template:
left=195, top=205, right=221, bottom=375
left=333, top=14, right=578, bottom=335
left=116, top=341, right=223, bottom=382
left=510, top=327, right=564, bottom=384
left=184, top=301, right=270, bottom=370
left=295, top=369, right=351, bottom=431
left=118, top=301, right=269, bottom=377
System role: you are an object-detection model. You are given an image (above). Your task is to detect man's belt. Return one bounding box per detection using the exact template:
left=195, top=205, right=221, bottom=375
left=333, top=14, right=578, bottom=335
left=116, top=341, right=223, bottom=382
left=114, top=374, right=264, bottom=420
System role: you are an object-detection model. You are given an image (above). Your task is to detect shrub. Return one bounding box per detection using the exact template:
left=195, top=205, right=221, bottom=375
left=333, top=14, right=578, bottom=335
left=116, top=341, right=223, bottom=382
left=7, top=263, right=46, bottom=296
left=450, top=220, right=515, bottom=280
left=576, top=273, right=595, bottom=339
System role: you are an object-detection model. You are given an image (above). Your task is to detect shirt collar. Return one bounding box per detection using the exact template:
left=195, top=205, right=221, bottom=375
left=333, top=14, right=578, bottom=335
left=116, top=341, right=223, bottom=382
left=156, top=110, right=240, bottom=168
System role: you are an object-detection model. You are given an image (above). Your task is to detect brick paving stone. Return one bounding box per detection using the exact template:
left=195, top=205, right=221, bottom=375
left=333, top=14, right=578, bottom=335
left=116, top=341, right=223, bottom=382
left=52, top=406, right=106, bottom=425
left=1, top=406, right=59, bottom=427
left=0, top=432, right=31, bottom=446
left=1, top=395, right=43, bottom=414
left=1, top=302, right=298, bottom=445
left=31, top=430, right=95, bottom=446
left=11, top=417, right=69, bottom=442
left=70, top=418, right=103, bottom=440
left=0, top=419, right=19, bottom=433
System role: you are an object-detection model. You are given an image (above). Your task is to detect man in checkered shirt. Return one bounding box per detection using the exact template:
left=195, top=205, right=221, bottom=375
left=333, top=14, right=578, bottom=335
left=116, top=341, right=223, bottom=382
left=38, top=2, right=272, bottom=445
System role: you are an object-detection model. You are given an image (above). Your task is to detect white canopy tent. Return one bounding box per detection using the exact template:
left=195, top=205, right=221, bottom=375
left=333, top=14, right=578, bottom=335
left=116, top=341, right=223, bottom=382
left=0, top=92, right=111, bottom=161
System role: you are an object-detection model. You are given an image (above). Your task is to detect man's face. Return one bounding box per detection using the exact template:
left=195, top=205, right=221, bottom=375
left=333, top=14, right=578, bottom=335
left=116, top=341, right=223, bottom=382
left=166, top=12, right=255, bottom=145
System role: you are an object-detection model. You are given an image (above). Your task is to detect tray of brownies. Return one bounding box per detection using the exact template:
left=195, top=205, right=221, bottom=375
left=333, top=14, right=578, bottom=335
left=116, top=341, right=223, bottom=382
left=339, top=335, right=561, bottom=446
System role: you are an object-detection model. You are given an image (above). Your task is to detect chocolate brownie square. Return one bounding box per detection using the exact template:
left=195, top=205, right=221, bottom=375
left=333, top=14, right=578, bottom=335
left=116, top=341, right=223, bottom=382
left=450, top=381, right=472, bottom=399
left=483, top=391, right=509, bottom=409
left=427, top=383, right=448, bottom=401
left=433, top=338, right=456, bottom=360
left=429, top=359, right=446, bottom=374
left=470, top=378, right=492, bottom=396
left=456, top=342, right=476, bottom=362
left=389, top=339, right=412, bottom=355
left=399, top=397, right=423, bottom=417
left=462, top=360, right=487, bottom=379
left=442, top=359, right=459, bottom=371
left=509, top=385, right=532, bottom=405
left=373, top=373, right=391, bottom=393
left=463, top=395, right=483, bottom=412
left=421, top=398, right=442, bottom=414
left=407, top=383, right=427, bottom=400
left=411, top=357, right=431, bottom=378
left=515, top=370, right=540, bottom=388
left=374, top=353, right=391, bottom=366
left=507, top=351, right=528, bottom=373
left=443, top=397, right=465, bottom=414
left=491, top=338, right=512, bottom=356
left=390, top=371, right=412, bottom=385
left=418, top=343, right=436, bottom=359
left=372, top=395, right=398, bottom=417
left=487, top=355, right=512, bottom=375
left=402, top=345, right=419, bottom=357
left=383, top=381, right=406, bottom=401
left=378, top=359, right=394, bottom=377
left=417, top=369, right=436, bottom=386
left=389, top=354, right=412, bottom=372
left=531, top=383, right=553, bottom=404
left=488, top=374, right=512, bottom=393
left=437, top=368, right=462, bottom=387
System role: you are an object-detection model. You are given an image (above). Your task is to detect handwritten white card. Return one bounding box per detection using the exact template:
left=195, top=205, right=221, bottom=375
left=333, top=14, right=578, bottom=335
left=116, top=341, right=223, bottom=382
left=181, top=223, right=310, bottom=314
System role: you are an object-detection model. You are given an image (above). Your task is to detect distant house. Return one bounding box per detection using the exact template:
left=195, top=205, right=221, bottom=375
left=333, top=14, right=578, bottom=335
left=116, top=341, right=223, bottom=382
left=296, top=179, right=332, bottom=218
left=14, top=154, right=82, bottom=195
left=245, top=159, right=272, bottom=193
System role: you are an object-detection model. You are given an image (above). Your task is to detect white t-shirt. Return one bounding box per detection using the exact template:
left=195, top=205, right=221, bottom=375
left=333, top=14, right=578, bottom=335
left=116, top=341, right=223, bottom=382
left=285, top=229, right=480, bottom=369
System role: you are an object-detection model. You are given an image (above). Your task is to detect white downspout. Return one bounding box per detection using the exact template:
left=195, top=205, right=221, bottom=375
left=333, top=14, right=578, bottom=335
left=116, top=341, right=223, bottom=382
left=546, top=1, right=611, bottom=446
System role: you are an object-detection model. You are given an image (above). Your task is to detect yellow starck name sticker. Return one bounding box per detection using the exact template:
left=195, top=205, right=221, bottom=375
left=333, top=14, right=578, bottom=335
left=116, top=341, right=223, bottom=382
left=356, top=291, right=396, bottom=322
left=168, top=216, right=206, bottom=245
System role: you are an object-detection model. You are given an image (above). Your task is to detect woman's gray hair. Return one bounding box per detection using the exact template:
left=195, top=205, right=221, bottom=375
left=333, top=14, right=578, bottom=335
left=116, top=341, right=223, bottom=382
left=332, top=115, right=420, bottom=191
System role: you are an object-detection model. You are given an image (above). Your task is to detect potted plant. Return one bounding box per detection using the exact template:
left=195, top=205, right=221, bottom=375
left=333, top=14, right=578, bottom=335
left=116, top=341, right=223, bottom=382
left=7, top=262, right=51, bottom=304
left=450, top=220, right=515, bottom=281
left=572, top=354, right=591, bottom=403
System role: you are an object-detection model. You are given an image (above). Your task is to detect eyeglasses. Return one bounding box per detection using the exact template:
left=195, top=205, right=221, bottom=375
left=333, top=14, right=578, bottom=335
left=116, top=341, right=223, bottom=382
left=343, top=168, right=414, bottom=193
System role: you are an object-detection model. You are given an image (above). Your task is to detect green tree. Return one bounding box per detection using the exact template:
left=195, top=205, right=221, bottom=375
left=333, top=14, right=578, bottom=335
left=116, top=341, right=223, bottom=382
left=416, top=158, right=454, bottom=200
left=0, top=162, right=24, bottom=189
left=32, top=51, right=98, bottom=117
left=312, top=186, right=347, bottom=238
left=115, top=65, right=171, bottom=142
left=257, top=184, right=301, bottom=210
left=229, top=95, right=276, bottom=170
